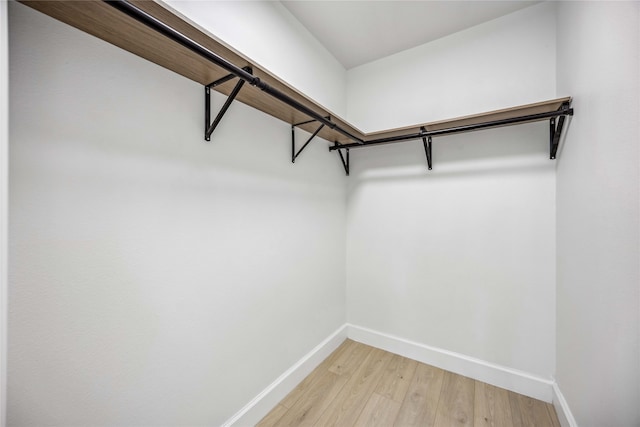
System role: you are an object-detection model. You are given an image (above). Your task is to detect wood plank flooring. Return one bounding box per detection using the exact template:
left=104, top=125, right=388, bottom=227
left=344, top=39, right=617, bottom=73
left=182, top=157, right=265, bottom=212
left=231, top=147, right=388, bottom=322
left=258, top=340, right=560, bottom=427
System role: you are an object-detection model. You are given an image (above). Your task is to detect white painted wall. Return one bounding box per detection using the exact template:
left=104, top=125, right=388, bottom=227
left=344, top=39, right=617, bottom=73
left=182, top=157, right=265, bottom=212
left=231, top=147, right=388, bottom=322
left=555, top=2, right=640, bottom=426
left=8, top=1, right=639, bottom=425
left=1, top=1, right=8, bottom=425
left=346, top=2, right=556, bottom=132
left=346, top=1, right=557, bottom=382
left=7, top=3, right=346, bottom=426
left=163, top=0, right=348, bottom=119
left=346, top=127, right=557, bottom=379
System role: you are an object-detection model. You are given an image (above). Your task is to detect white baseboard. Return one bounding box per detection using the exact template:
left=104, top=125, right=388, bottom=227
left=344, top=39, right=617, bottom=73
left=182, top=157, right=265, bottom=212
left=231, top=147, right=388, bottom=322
left=552, top=382, right=578, bottom=427
left=222, top=324, right=348, bottom=427
left=347, top=323, right=554, bottom=402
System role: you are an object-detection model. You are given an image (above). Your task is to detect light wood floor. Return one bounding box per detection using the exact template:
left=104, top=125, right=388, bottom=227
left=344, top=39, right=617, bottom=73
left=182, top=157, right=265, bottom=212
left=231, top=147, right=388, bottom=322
left=257, top=340, right=560, bottom=427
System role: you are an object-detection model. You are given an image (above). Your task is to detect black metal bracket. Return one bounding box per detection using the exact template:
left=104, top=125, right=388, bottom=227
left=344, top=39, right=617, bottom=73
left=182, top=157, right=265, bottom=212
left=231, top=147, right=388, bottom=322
left=331, top=101, right=574, bottom=169
left=549, top=102, right=570, bottom=159
left=421, top=127, right=433, bottom=170
left=291, top=116, right=330, bottom=163
left=106, top=0, right=365, bottom=145
left=204, top=66, right=252, bottom=141
left=104, top=1, right=577, bottom=177
left=333, top=142, right=350, bottom=176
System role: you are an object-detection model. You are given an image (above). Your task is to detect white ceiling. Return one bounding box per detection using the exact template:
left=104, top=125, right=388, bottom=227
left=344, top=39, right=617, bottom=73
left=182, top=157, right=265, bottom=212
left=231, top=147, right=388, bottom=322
left=281, top=1, right=540, bottom=69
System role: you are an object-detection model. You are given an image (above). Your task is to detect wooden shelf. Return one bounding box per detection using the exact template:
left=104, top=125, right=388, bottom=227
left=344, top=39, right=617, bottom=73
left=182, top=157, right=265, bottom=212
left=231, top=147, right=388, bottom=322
left=21, top=1, right=571, bottom=148
left=21, top=0, right=361, bottom=143
left=365, top=97, right=571, bottom=142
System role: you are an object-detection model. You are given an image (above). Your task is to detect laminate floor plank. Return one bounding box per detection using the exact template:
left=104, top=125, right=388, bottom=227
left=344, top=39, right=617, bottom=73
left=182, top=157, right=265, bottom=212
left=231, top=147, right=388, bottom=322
left=394, top=362, right=445, bottom=426
left=314, top=347, right=391, bottom=427
left=279, top=340, right=353, bottom=409
left=546, top=403, right=562, bottom=427
left=433, top=372, right=475, bottom=426
left=374, top=354, right=418, bottom=403
left=353, top=392, right=402, bottom=427
left=259, top=340, right=562, bottom=427
left=474, top=381, right=514, bottom=426
left=256, top=404, right=289, bottom=427
left=509, top=391, right=555, bottom=427
left=328, top=340, right=373, bottom=377
left=271, top=371, right=349, bottom=427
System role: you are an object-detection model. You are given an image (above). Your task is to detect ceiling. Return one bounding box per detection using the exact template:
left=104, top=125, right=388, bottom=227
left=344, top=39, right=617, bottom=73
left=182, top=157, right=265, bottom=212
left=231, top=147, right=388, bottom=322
left=281, top=1, right=540, bottom=69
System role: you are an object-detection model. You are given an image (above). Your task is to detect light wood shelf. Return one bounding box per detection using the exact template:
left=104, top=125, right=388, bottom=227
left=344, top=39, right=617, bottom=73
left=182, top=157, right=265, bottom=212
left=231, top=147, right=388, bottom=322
left=366, top=97, right=571, bottom=141
left=21, top=1, right=571, bottom=147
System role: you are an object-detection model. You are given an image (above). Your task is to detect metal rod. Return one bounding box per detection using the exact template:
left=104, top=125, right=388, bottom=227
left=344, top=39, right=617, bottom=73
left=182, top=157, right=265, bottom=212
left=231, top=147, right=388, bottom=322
left=330, top=106, right=573, bottom=151
left=421, top=128, right=432, bottom=170
left=335, top=143, right=349, bottom=176
left=205, top=78, right=245, bottom=139
left=206, top=66, right=252, bottom=88
left=293, top=116, right=331, bottom=128
left=104, top=0, right=364, bottom=144
left=207, top=73, right=237, bottom=88
left=346, top=149, right=350, bottom=176
left=260, top=87, right=361, bottom=142
left=550, top=115, right=565, bottom=159
left=337, top=149, right=348, bottom=175
left=549, top=118, right=556, bottom=159
left=205, top=86, right=211, bottom=141
left=291, top=125, right=296, bottom=163
left=206, top=67, right=253, bottom=140
left=293, top=123, right=325, bottom=162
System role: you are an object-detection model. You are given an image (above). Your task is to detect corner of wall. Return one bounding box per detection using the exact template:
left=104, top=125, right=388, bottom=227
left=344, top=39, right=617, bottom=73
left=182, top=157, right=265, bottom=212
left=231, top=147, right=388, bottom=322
left=347, top=324, right=554, bottom=403
left=555, top=2, right=640, bottom=425
left=552, top=382, right=578, bottom=427
left=223, top=325, right=348, bottom=427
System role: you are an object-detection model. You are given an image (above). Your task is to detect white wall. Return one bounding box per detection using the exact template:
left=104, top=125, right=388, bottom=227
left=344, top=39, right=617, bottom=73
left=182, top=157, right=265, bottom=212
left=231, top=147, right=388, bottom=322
left=1, top=0, right=8, bottom=425
left=9, top=1, right=639, bottom=425
left=346, top=2, right=556, bottom=132
left=555, top=2, right=640, bottom=426
left=8, top=3, right=346, bottom=426
left=346, top=1, right=557, bottom=383
left=163, top=0, right=348, bottom=119
left=346, top=128, right=557, bottom=379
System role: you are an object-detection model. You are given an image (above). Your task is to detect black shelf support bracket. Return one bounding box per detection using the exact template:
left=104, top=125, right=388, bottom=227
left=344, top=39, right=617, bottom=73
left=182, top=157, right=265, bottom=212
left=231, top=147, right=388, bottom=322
left=291, top=116, right=330, bottom=163
left=333, top=142, right=350, bottom=176
left=549, top=102, right=569, bottom=160
left=104, top=2, right=578, bottom=175
left=204, top=66, right=252, bottom=141
left=106, top=0, right=365, bottom=145
left=421, top=127, right=433, bottom=170
left=330, top=101, right=574, bottom=166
